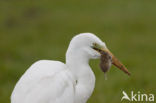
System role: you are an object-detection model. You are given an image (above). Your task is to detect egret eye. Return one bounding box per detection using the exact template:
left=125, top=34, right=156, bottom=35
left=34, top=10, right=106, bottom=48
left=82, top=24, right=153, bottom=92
left=92, top=43, right=102, bottom=52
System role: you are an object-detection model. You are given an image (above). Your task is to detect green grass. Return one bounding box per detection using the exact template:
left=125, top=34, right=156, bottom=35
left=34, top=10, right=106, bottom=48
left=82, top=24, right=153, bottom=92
left=0, top=0, right=156, bottom=103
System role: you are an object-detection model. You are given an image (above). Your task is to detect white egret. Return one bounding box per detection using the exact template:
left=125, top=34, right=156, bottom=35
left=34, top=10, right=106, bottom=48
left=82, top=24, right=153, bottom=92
left=11, top=33, right=130, bottom=103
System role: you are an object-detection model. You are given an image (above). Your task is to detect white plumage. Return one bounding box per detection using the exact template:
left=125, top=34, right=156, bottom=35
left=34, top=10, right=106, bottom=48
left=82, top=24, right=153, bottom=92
left=12, top=60, right=75, bottom=103
left=11, top=33, right=130, bottom=103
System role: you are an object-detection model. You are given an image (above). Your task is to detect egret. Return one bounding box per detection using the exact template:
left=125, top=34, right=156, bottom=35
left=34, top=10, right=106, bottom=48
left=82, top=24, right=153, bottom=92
left=11, top=33, right=130, bottom=103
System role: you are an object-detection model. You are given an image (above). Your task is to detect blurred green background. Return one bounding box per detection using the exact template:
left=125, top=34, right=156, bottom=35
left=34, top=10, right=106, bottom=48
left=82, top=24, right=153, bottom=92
left=0, top=0, right=156, bottom=103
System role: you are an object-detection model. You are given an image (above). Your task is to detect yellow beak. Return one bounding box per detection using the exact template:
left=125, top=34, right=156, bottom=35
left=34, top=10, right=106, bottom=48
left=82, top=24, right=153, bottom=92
left=101, top=48, right=131, bottom=76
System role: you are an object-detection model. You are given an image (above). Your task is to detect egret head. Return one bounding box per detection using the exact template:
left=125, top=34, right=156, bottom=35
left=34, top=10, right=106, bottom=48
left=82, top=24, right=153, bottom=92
left=66, top=33, right=130, bottom=75
left=67, top=33, right=106, bottom=59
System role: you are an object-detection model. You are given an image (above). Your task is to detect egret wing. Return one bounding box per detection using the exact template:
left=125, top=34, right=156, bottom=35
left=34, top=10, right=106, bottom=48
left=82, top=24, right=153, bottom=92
left=11, top=60, right=75, bottom=103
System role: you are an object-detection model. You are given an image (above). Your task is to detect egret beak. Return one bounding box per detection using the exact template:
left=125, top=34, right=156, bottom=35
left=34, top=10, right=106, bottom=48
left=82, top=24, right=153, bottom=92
left=101, top=48, right=131, bottom=76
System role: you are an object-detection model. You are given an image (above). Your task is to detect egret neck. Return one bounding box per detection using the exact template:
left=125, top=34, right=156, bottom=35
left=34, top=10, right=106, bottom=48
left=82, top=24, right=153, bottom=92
left=66, top=48, right=95, bottom=103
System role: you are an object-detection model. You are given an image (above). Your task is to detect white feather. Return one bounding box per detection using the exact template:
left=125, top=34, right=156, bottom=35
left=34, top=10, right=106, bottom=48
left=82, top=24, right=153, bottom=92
left=11, top=33, right=106, bottom=103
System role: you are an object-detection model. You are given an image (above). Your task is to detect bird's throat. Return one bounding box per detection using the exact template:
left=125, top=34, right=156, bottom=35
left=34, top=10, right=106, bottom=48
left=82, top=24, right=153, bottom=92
left=66, top=56, right=95, bottom=103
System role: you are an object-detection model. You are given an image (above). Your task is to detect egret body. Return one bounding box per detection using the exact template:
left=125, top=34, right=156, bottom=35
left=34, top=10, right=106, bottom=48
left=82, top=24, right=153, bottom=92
left=11, top=33, right=130, bottom=103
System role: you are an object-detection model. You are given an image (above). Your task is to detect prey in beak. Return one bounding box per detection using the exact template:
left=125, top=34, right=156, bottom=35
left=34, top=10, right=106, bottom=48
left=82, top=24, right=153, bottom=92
left=92, top=43, right=131, bottom=76
left=99, top=51, right=112, bottom=73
